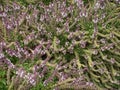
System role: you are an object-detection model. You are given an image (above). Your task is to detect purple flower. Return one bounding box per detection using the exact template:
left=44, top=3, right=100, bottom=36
left=75, top=0, right=83, bottom=8
left=110, top=58, right=115, bottom=64
left=80, top=41, right=86, bottom=48
left=0, top=53, right=4, bottom=59
left=0, top=11, right=7, bottom=17
left=13, top=2, right=20, bottom=10
left=5, top=58, right=15, bottom=68
left=16, top=68, right=26, bottom=78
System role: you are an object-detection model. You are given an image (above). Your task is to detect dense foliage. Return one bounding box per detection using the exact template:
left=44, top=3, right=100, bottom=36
left=0, top=0, right=120, bottom=90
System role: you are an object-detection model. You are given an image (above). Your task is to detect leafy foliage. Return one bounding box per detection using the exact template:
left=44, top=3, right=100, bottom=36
left=0, top=0, right=120, bottom=90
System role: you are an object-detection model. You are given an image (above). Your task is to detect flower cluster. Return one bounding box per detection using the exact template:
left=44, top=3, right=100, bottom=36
left=0, top=0, right=120, bottom=90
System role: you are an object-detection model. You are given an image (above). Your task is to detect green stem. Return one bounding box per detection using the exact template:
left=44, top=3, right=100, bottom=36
left=17, top=80, right=26, bottom=90
left=8, top=76, right=14, bottom=90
